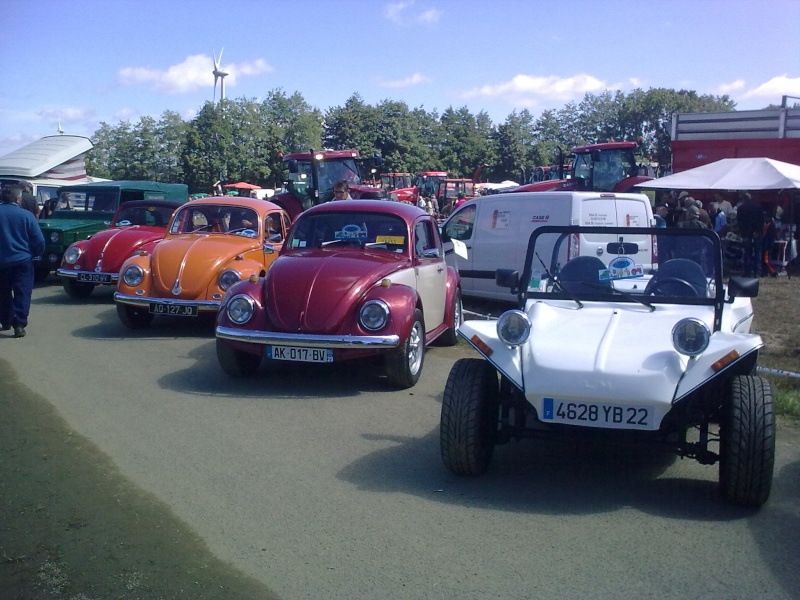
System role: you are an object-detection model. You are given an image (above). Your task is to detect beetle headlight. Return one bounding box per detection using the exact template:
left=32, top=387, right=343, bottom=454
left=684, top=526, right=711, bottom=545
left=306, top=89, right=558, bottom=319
left=122, top=264, right=144, bottom=286
left=497, top=310, right=531, bottom=347
left=63, top=246, right=83, bottom=264
left=219, top=269, right=241, bottom=291
left=49, top=231, right=60, bottom=243
left=226, top=294, right=255, bottom=325
left=359, top=299, right=390, bottom=331
left=672, top=318, right=710, bottom=357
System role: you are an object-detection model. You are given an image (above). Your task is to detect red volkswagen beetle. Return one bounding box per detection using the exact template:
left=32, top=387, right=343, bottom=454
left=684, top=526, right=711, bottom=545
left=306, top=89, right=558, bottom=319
left=215, top=200, right=462, bottom=388
left=56, top=199, right=185, bottom=298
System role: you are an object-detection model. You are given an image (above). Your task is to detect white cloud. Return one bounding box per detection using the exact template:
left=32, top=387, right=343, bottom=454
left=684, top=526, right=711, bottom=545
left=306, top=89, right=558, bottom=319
left=383, top=2, right=441, bottom=25
left=37, top=107, right=97, bottom=123
left=384, top=1, right=411, bottom=24
left=417, top=8, right=442, bottom=24
left=742, top=75, right=800, bottom=100
left=114, top=107, right=140, bottom=121
left=118, top=54, right=274, bottom=94
left=463, top=73, right=606, bottom=102
left=717, top=79, right=747, bottom=95
left=380, top=72, right=432, bottom=88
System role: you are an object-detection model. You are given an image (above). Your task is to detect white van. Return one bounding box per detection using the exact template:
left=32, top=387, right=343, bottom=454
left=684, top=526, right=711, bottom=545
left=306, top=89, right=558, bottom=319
left=442, top=191, right=655, bottom=301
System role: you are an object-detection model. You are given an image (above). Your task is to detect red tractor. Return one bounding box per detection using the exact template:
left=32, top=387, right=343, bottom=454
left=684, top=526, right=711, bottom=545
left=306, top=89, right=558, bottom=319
left=379, top=173, right=415, bottom=204
left=270, top=149, right=387, bottom=221
left=513, top=142, right=652, bottom=194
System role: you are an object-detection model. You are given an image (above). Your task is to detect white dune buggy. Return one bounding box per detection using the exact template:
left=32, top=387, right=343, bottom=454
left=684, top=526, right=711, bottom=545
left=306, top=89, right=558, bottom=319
left=441, top=225, right=775, bottom=507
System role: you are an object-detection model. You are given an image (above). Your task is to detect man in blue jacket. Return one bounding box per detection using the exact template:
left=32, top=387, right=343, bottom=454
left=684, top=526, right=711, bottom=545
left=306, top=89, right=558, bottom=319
left=0, top=185, right=45, bottom=338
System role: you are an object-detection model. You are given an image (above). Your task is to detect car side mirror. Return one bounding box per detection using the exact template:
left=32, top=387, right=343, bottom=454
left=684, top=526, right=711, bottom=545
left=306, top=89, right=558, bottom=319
left=496, top=268, right=519, bottom=292
left=422, top=248, right=440, bottom=259
left=263, top=243, right=275, bottom=254
left=727, top=276, right=759, bottom=300
left=287, top=160, right=299, bottom=174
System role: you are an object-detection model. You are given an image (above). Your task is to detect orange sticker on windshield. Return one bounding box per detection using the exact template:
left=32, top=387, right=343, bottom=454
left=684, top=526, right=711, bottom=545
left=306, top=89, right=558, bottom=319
left=376, top=235, right=404, bottom=244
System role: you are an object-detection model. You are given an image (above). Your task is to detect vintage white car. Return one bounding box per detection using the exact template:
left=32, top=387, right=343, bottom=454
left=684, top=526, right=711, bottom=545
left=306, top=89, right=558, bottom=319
left=441, top=225, right=775, bottom=507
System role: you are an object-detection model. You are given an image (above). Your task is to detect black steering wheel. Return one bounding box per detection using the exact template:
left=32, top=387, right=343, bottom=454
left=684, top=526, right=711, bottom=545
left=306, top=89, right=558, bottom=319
left=644, top=277, right=701, bottom=297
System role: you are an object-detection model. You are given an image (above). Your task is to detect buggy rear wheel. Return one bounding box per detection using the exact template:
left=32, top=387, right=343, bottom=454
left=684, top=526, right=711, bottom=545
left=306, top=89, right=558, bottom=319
left=719, top=375, right=775, bottom=507
left=440, top=358, right=499, bottom=475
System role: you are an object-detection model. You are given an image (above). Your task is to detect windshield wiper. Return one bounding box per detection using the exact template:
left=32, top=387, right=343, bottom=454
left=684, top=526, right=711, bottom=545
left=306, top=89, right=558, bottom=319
left=535, top=251, right=583, bottom=309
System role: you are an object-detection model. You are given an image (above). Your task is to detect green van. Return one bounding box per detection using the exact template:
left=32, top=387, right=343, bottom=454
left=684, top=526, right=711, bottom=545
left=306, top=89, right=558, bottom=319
left=35, top=180, right=189, bottom=280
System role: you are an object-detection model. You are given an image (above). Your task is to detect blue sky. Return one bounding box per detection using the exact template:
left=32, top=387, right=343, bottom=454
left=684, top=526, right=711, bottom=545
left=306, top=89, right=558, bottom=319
left=2, top=0, right=799, bottom=158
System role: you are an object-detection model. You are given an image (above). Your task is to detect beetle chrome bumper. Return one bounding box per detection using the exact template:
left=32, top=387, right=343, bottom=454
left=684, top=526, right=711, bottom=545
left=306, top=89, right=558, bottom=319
left=114, top=292, right=220, bottom=312
left=216, top=326, right=400, bottom=348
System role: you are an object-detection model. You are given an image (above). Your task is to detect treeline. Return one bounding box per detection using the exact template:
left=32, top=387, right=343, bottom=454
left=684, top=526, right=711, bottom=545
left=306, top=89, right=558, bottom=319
left=87, top=88, right=735, bottom=193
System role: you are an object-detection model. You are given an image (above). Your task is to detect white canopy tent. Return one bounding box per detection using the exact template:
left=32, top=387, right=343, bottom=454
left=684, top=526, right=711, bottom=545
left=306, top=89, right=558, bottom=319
left=636, top=157, right=800, bottom=191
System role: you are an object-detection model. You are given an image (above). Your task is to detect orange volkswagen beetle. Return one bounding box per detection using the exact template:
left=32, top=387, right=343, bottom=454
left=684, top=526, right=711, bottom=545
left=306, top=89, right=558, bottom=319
left=114, top=196, right=290, bottom=329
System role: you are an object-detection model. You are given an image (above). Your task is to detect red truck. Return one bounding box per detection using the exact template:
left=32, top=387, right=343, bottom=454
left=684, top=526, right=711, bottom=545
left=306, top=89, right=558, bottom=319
left=379, top=172, right=415, bottom=204
left=270, top=149, right=387, bottom=220
left=670, top=104, right=800, bottom=173
left=511, top=141, right=653, bottom=194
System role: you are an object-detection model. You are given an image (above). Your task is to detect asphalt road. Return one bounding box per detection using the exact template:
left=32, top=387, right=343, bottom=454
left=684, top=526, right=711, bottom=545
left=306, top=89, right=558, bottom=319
left=4, top=280, right=800, bottom=599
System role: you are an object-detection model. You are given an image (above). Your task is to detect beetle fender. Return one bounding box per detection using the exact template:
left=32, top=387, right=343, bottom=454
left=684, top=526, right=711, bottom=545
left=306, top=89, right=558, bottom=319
left=362, top=283, right=418, bottom=342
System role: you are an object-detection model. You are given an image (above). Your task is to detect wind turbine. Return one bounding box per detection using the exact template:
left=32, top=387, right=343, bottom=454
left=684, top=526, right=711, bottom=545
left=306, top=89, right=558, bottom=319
left=212, top=48, right=229, bottom=104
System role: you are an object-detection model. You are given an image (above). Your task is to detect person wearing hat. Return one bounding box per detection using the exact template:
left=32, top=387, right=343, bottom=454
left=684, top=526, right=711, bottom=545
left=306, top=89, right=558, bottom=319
left=677, top=204, right=707, bottom=229
left=692, top=198, right=712, bottom=228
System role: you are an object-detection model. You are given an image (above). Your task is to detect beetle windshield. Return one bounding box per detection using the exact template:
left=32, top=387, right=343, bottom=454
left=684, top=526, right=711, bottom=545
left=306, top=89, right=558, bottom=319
left=287, top=211, right=408, bottom=254
left=169, top=205, right=260, bottom=237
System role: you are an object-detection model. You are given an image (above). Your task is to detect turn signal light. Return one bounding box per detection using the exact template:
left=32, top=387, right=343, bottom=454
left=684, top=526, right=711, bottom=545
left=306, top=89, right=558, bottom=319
left=712, top=350, right=740, bottom=372
left=470, top=334, right=493, bottom=357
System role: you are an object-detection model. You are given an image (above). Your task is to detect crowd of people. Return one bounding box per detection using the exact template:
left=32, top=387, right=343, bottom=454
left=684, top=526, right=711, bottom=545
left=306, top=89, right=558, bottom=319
left=654, top=189, right=783, bottom=277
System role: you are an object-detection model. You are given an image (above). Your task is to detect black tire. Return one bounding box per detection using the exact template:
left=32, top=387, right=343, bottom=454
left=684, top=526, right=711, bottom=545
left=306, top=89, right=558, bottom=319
left=385, top=309, right=425, bottom=388
left=437, top=288, right=462, bottom=347
left=216, top=338, right=261, bottom=377
left=719, top=375, right=775, bottom=507
left=116, top=303, right=154, bottom=329
left=62, top=278, right=95, bottom=299
left=440, top=358, right=499, bottom=475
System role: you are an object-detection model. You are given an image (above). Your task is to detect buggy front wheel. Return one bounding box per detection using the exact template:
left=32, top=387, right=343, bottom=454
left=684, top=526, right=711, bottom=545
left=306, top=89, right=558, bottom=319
left=440, top=358, right=499, bottom=475
left=719, top=374, right=775, bottom=507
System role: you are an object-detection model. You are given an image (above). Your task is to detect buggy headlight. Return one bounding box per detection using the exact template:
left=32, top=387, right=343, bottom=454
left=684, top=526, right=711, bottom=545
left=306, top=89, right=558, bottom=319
left=122, top=265, right=144, bottom=286
left=219, top=269, right=241, bottom=291
left=63, top=246, right=82, bottom=264
left=226, top=294, right=254, bottom=324
left=672, top=318, right=710, bottom=357
left=497, top=310, right=531, bottom=346
left=50, top=231, right=60, bottom=243
left=359, top=299, right=390, bottom=331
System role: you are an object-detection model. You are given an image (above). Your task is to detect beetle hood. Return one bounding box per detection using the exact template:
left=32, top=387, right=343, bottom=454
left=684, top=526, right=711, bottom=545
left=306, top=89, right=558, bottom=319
left=83, top=226, right=164, bottom=272
left=151, top=235, right=260, bottom=297
left=265, top=249, right=403, bottom=332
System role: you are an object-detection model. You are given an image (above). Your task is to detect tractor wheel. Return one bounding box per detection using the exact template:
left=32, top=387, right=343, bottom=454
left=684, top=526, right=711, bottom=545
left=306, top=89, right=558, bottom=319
left=385, top=309, right=425, bottom=388
left=63, top=279, right=95, bottom=299
left=216, top=338, right=261, bottom=377
left=719, top=374, right=775, bottom=507
left=440, top=358, right=499, bottom=475
left=116, top=303, right=154, bottom=329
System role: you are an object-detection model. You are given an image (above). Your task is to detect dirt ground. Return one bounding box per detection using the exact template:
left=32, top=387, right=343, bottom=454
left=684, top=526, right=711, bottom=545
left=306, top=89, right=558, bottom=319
left=1, top=275, right=798, bottom=599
